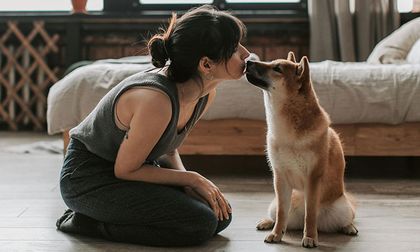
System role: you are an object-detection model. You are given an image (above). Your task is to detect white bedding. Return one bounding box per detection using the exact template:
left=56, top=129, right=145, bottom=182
left=47, top=58, right=420, bottom=135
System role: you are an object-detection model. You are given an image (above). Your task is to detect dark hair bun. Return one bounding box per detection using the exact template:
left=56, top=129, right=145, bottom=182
left=146, top=7, right=246, bottom=83
left=148, top=36, right=169, bottom=68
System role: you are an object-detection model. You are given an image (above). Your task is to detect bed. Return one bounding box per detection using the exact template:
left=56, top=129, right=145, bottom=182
left=47, top=57, right=420, bottom=156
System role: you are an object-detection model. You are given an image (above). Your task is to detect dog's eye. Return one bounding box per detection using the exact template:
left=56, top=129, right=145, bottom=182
left=273, top=65, right=282, bottom=73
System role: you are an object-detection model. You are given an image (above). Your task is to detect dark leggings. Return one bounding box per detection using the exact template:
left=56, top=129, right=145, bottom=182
left=57, top=138, right=231, bottom=247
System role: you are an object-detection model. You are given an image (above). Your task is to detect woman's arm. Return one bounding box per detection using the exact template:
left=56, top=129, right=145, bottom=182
left=157, top=149, right=186, bottom=171
left=116, top=162, right=195, bottom=186
left=114, top=89, right=189, bottom=184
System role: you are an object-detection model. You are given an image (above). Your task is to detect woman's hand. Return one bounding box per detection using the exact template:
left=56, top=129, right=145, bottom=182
left=188, top=172, right=232, bottom=221
left=184, top=186, right=207, bottom=204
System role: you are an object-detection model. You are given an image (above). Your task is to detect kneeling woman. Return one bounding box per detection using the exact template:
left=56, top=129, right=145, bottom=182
left=56, top=5, right=250, bottom=247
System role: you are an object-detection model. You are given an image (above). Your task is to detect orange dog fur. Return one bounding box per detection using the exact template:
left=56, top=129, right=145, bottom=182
left=245, top=52, right=358, bottom=248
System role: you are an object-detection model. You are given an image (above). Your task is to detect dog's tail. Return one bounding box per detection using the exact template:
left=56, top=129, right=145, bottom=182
left=284, top=190, right=357, bottom=232
left=344, top=191, right=357, bottom=219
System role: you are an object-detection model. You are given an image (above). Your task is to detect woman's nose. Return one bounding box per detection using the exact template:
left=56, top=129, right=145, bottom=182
left=241, top=45, right=250, bottom=59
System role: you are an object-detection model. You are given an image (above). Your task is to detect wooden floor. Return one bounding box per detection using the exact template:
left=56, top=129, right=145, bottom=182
left=1, top=133, right=420, bottom=251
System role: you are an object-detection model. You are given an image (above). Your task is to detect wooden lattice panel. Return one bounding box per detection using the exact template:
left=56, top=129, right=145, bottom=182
left=0, top=21, right=60, bottom=130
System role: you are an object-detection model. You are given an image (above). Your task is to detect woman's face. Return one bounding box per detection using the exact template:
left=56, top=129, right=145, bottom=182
left=214, top=44, right=250, bottom=80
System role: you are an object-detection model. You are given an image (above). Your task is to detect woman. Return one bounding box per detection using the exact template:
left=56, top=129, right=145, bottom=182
left=56, top=5, right=250, bottom=247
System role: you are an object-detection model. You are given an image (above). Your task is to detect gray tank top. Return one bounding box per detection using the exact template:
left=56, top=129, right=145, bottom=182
left=70, top=72, right=208, bottom=162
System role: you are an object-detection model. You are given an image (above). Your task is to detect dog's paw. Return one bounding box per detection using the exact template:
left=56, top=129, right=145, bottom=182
left=302, top=236, right=318, bottom=248
left=256, top=218, right=275, bottom=230
left=341, top=223, right=358, bottom=236
left=264, top=231, right=284, bottom=243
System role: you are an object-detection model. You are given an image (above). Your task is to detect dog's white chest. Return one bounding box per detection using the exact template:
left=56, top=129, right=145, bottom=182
left=268, top=144, right=317, bottom=189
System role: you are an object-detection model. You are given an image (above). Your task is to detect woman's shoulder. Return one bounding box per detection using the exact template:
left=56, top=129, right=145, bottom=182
left=121, top=86, right=171, bottom=110
left=116, top=71, right=173, bottom=118
left=117, top=87, right=172, bottom=126
left=133, top=88, right=171, bottom=116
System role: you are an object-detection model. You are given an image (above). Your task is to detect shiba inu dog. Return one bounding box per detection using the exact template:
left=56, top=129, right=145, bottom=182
left=245, top=52, right=358, bottom=248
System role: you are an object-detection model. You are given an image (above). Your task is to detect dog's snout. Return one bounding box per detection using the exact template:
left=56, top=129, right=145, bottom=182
left=246, top=61, right=256, bottom=71
left=245, top=60, right=271, bottom=90
left=246, top=60, right=265, bottom=76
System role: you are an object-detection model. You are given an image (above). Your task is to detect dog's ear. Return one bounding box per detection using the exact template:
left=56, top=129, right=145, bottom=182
left=297, top=56, right=310, bottom=82
left=295, top=56, right=310, bottom=92
left=287, top=51, right=296, bottom=63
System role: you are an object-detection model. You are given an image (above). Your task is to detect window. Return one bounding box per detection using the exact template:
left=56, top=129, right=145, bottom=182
left=0, top=0, right=103, bottom=12
left=223, top=0, right=306, bottom=10
left=103, top=0, right=307, bottom=12
left=140, top=0, right=212, bottom=3
left=398, top=0, right=413, bottom=12
left=0, top=0, right=307, bottom=13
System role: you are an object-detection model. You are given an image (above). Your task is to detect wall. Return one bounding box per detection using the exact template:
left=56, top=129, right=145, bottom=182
left=81, top=20, right=309, bottom=62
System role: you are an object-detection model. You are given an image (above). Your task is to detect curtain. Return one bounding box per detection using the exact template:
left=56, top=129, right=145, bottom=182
left=309, top=0, right=400, bottom=62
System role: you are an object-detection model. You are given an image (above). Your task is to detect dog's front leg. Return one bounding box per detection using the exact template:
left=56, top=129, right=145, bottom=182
left=302, top=172, right=322, bottom=248
left=265, top=170, right=292, bottom=243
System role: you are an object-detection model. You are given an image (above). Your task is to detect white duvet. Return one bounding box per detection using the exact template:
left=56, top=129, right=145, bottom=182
left=47, top=58, right=420, bottom=135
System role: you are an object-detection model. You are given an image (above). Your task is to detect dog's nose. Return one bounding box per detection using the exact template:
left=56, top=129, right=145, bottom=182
left=246, top=60, right=256, bottom=72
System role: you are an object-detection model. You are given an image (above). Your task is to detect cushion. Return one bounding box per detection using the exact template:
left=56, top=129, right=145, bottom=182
left=407, top=39, right=420, bottom=64
left=367, top=17, right=420, bottom=64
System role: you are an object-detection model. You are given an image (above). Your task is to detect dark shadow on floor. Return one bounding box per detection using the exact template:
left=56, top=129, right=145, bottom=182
left=182, top=155, right=420, bottom=179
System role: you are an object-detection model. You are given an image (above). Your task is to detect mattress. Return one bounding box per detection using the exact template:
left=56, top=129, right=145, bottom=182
left=47, top=58, right=420, bottom=135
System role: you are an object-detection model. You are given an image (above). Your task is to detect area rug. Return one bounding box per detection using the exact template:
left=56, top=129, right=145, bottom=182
left=0, top=139, right=63, bottom=155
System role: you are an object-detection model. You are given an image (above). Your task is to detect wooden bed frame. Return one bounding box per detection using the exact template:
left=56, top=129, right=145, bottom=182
left=62, top=119, right=420, bottom=156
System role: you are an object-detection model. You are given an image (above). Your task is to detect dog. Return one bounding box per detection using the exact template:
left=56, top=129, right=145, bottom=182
left=245, top=52, right=358, bottom=248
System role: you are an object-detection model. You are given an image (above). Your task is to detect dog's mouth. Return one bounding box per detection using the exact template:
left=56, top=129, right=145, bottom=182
left=245, top=70, right=270, bottom=90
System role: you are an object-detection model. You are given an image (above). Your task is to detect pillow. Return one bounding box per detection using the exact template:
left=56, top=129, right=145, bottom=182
left=407, top=39, right=420, bottom=64
left=367, top=17, right=420, bottom=64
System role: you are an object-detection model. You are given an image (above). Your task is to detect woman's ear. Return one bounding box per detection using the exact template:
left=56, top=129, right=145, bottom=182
left=198, top=56, right=214, bottom=74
